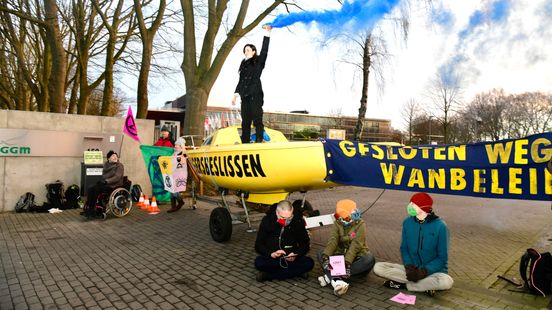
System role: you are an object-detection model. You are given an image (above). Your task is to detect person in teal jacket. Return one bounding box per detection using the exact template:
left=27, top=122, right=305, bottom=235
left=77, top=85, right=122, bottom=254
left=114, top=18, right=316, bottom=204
left=373, top=192, right=453, bottom=297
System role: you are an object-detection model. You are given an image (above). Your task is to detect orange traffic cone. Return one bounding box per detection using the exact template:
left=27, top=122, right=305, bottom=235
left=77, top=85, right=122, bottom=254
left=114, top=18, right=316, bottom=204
left=148, top=196, right=160, bottom=214
left=141, top=195, right=150, bottom=211
left=136, top=194, right=144, bottom=208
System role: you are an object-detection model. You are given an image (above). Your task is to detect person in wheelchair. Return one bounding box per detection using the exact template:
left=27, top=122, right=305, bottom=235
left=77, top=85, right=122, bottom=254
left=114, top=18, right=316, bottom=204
left=85, top=150, right=124, bottom=215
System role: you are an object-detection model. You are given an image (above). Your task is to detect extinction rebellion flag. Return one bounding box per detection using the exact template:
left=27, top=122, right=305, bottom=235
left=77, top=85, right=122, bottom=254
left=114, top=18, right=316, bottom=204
left=323, top=132, right=552, bottom=201
left=123, top=106, right=141, bottom=143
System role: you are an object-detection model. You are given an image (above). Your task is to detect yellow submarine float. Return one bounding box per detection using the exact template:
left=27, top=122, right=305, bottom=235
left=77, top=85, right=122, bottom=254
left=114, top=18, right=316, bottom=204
left=186, top=126, right=335, bottom=204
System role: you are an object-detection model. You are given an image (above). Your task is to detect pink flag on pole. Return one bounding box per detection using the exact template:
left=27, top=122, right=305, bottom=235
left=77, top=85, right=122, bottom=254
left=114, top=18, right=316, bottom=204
left=123, top=106, right=141, bottom=143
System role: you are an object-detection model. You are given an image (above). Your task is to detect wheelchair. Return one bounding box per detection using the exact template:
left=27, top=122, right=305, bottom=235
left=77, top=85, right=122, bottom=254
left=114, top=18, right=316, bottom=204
left=85, top=177, right=133, bottom=220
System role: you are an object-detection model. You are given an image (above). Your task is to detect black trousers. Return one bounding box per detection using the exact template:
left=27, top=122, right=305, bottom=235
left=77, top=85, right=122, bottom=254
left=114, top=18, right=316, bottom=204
left=255, top=255, right=314, bottom=280
left=86, top=183, right=111, bottom=207
left=241, top=95, right=264, bottom=143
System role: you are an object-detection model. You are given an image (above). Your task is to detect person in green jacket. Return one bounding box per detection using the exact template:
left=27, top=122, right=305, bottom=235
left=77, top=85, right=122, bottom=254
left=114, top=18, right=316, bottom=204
left=317, top=199, right=376, bottom=296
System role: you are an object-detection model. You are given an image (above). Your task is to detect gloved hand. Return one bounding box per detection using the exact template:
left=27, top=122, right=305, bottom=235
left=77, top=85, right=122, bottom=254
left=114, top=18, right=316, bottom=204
left=321, top=255, right=330, bottom=271
left=416, top=268, right=428, bottom=281
left=405, top=264, right=417, bottom=281
left=344, top=262, right=352, bottom=279
left=408, top=267, right=428, bottom=282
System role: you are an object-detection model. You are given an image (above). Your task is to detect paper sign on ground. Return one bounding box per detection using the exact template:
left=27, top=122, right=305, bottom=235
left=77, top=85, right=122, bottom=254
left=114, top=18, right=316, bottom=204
left=390, top=292, right=416, bottom=305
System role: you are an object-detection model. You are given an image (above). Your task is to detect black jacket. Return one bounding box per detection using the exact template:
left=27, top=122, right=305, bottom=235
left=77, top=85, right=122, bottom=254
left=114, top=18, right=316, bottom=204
left=235, top=36, right=270, bottom=100
left=102, top=161, right=124, bottom=188
left=255, top=210, right=310, bottom=257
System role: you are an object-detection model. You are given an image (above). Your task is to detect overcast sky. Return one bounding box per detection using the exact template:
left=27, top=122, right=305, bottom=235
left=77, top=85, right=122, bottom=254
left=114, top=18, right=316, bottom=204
left=140, top=0, right=552, bottom=130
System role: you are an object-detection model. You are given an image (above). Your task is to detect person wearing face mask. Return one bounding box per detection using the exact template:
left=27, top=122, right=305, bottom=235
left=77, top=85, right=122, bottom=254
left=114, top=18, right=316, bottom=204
left=85, top=150, right=125, bottom=211
left=254, top=200, right=314, bottom=282
left=232, top=25, right=272, bottom=143
left=373, top=192, right=453, bottom=297
left=317, top=199, right=375, bottom=296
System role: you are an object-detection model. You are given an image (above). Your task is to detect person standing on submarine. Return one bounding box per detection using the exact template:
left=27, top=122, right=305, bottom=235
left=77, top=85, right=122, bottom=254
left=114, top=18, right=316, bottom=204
left=232, top=25, right=272, bottom=144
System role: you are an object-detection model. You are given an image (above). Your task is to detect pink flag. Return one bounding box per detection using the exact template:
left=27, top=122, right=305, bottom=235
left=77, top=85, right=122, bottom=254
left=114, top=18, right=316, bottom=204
left=123, top=106, right=141, bottom=143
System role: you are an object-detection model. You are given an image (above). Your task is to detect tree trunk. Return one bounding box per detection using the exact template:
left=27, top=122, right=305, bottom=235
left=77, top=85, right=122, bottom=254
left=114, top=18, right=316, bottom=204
left=38, top=40, right=51, bottom=112
left=67, top=72, right=79, bottom=114
left=182, top=88, right=209, bottom=137
left=353, top=36, right=371, bottom=141
left=136, top=45, right=151, bottom=119
left=44, top=0, right=67, bottom=113
left=101, top=38, right=115, bottom=116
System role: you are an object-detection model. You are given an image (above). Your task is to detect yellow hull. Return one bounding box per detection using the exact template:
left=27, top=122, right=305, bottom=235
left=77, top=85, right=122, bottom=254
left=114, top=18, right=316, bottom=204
left=185, top=127, right=334, bottom=204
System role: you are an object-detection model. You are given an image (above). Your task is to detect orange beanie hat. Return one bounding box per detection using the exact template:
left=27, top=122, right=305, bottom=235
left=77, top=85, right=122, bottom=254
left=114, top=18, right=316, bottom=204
left=335, top=199, right=357, bottom=219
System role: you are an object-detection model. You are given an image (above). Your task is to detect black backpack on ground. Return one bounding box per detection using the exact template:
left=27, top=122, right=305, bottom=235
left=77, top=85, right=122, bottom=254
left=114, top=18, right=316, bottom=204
left=15, top=192, right=36, bottom=213
left=64, top=184, right=81, bottom=209
left=130, top=184, right=143, bottom=203
left=520, top=248, right=552, bottom=296
left=45, top=180, right=65, bottom=210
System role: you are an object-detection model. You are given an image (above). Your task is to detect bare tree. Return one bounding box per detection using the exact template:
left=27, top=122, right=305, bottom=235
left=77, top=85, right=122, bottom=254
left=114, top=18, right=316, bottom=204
left=179, top=0, right=290, bottom=138
left=326, top=1, right=433, bottom=141
left=505, top=91, right=552, bottom=138
left=465, top=88, right=507, bottom=141
left=58, top=0, right=107, bottom=114
left=425, top=69, right=463, bottom=144
left=401, top=98, right=419, bottom=145
left=92, top=0, right=136, bottom=116
left=133, top=0, right=166, bottom=119
left=0, top=1, right=49, bottom=111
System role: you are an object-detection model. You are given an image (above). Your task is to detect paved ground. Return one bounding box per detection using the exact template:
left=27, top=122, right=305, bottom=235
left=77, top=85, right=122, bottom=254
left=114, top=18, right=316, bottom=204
left=1, top=187, right=551, bottom=309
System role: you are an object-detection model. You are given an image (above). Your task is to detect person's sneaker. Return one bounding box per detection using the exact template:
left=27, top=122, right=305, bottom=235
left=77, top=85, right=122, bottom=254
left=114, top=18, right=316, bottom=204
left=256, top=271, right=271, bottom=282
left=383, top=280, right=406, bottom=289
left=300, top=272, right=309, bottom=280
left=425, top=290, right=436, bottom=297
left=318, top=275, right=330, bottom=287
left=331, top=279, right=349, bottom=296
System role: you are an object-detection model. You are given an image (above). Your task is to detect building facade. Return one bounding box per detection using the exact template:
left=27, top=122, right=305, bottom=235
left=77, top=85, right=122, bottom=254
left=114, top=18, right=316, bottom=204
left=205, top=106, right=392, bottom=142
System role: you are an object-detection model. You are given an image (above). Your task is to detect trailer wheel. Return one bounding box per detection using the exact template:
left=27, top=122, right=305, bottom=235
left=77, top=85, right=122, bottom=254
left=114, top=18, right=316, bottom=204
left=210, top=207, right=232, bottom=242
left=293, top=199, right=315, bottom=217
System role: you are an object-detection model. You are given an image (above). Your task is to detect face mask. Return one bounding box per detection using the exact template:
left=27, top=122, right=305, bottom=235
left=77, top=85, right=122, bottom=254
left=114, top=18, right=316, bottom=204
left=277, top=218, right=291, bottom=227
left=351, top=209, right=361, bottom=221
left=407, top=202, right=418, bottom=217
left=339, top=218, right=353, bottom=227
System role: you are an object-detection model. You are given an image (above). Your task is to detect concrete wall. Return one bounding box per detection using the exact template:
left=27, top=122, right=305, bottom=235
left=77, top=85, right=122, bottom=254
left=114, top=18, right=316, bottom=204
left=0, top=110, right=155, bottom=212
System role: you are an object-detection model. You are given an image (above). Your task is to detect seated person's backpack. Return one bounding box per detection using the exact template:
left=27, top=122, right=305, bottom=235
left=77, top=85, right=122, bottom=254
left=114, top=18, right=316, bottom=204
left=520, top=248, right=552, bottom=296
left=45, top=180, right=65, bottom=210
left=64, top=184, right=81, bottom=209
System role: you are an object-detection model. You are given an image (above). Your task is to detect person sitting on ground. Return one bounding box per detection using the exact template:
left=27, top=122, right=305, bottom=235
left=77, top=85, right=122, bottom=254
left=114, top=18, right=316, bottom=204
left=318, top=199, right=376, bottom=296
left=85, top=150, right=124, bottom=210
left=168, top=138, right=186, bottom=213
left=254, top=200, right=314, bottom=282
left=154, top=126, right=174, bottom=147
left=373, top=192, right=453, bottom=297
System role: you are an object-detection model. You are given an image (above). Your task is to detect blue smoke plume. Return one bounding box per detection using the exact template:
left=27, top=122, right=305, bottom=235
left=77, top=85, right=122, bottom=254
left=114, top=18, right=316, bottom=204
left=459, top=0, right=511, bottom=39
left=440, top=0, right=512, bottom=88
left=268, top=0, right=400, bottom=33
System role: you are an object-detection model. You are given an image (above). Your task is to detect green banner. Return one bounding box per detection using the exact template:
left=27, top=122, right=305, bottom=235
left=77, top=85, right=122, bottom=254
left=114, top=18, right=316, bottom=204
left=139, top=145, right=174, bottom=202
